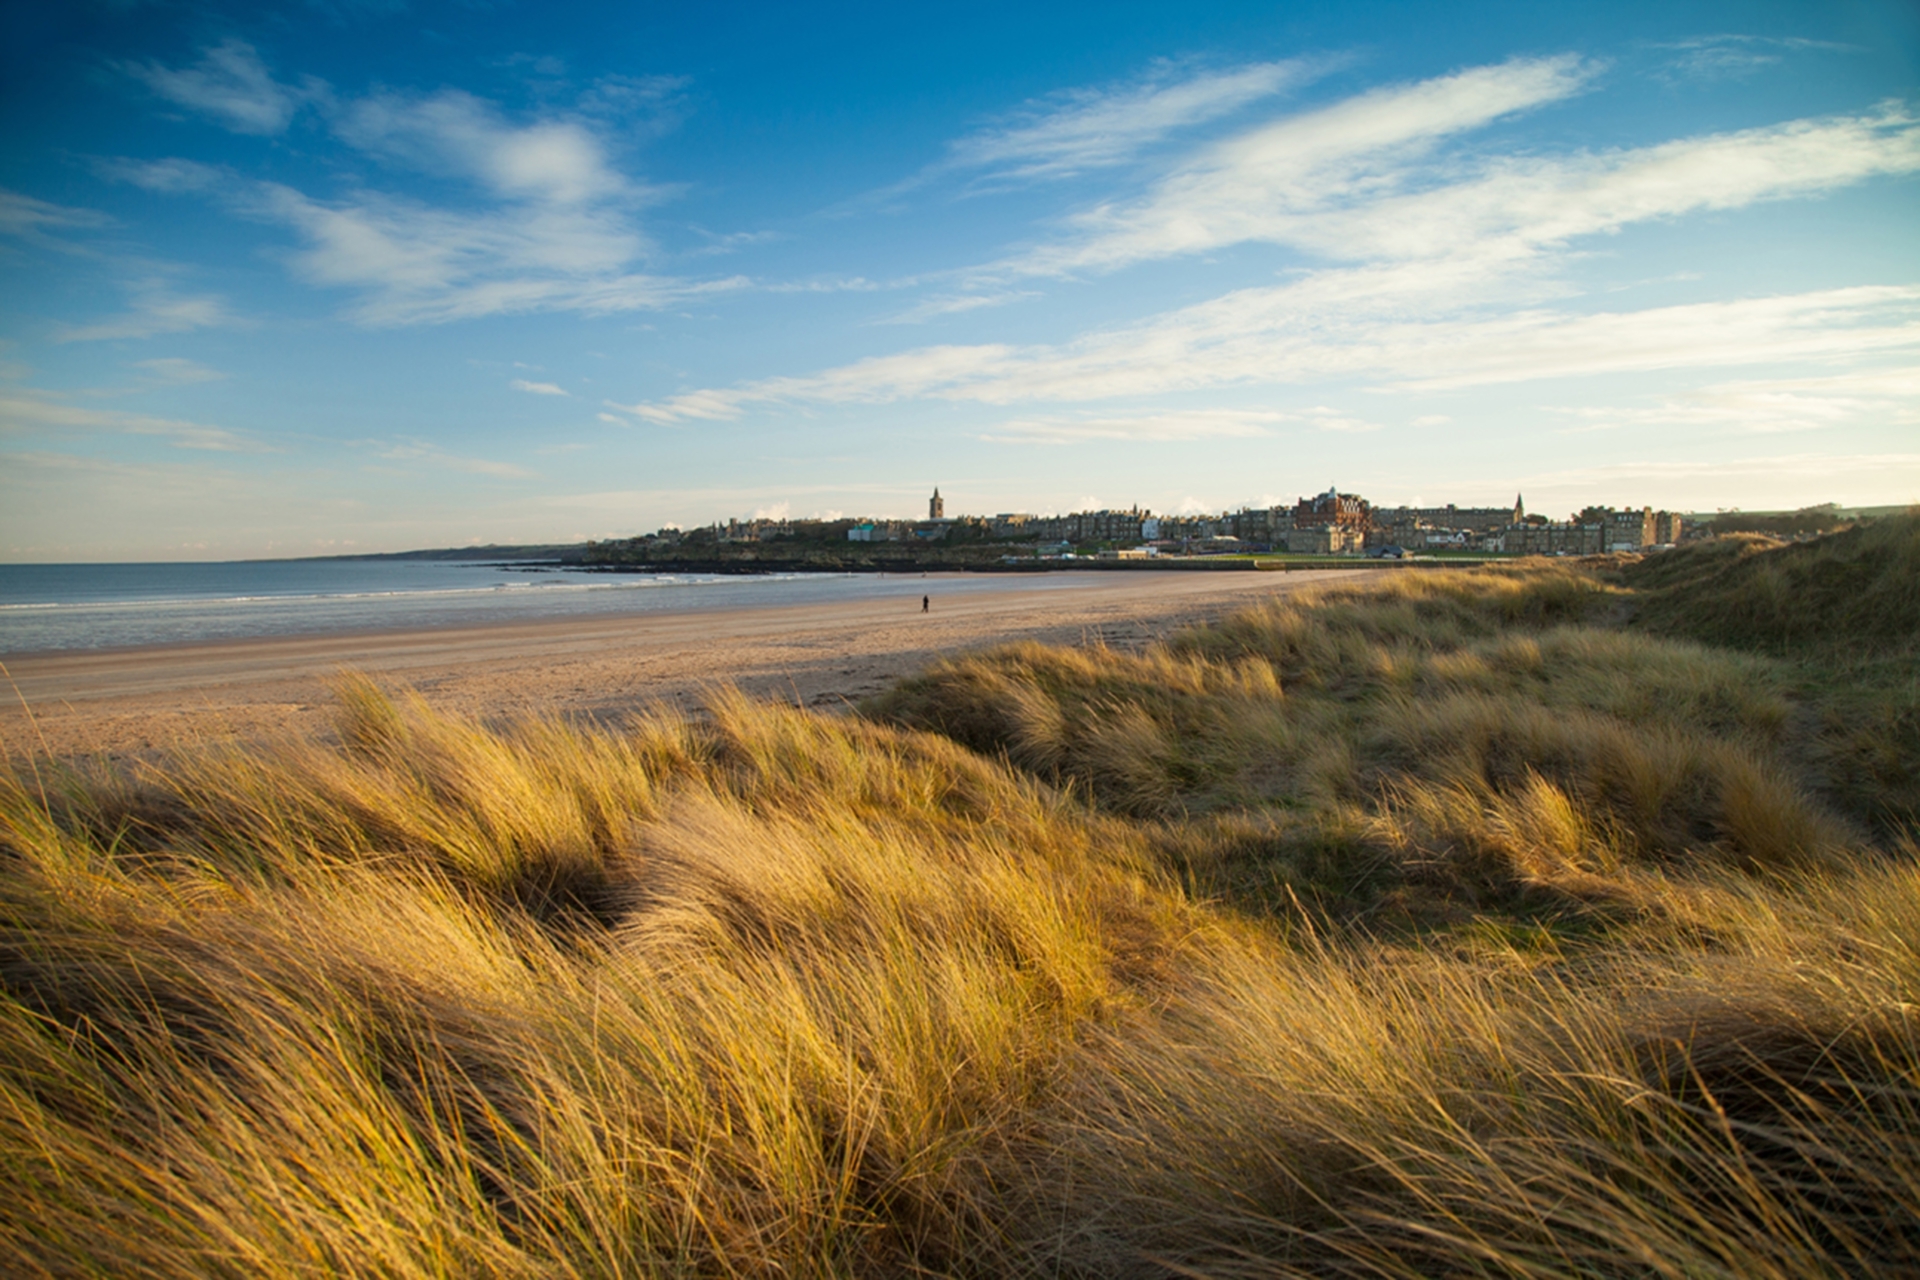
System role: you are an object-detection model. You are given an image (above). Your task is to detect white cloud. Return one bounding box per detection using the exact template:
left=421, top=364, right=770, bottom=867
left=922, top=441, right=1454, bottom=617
left=1299, top=406, right=1384, bottom=433
left=107, top=71, right=750, bottom=325
left=121, top=39, right=323, bottom=135
left=1517, top=452, right=1920, bottom=502
left=983, top=407, right=1286, bottom=444
left=605, top=342, right=1021, bottom=423
left=982, top=404, right=1388, bottom=443
left=576, top=72, right=691, bottom=123
left=943, top=58, right=1327, bottom=183
left=371, top=438, right=537, bottom=479
left=217, top=178, right=745, bottom=325
left=98, top=157, right=223, bottom=194
left=613, top=284, right=1920, bottom=422
left=53, top=281, right=235, bottom=342
left=993, top=55, right=1597, bottom=279
left=764, top=276, right=882, bottom=294
left=1545, top=367, right=1920, bottom=436
left=1276, top=104, right=1920, bottom=270
left=0, top=189, right=113, bottom=249
left=129, top=357, right=227, bottom=386
left=686, top=227, right=784, bottom=257
left=510, top=378, right=569, bottom=396
left=883, top=290, right=1040, bottom=324
left=1655, top=35, right=1856, bottom=84
left=984, top=70, right=1920, bottom=285
left=335, top=88, right=643, bottom=204
left=611, top=67, right=1920, bottom=417
left=0, top=389, right=266, bottom=452
left=1377, top=287, right=1920, bottom=391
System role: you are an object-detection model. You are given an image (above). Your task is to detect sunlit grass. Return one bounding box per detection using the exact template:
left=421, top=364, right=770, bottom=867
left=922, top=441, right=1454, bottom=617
left=4, top=519, right=1917, bottom=1275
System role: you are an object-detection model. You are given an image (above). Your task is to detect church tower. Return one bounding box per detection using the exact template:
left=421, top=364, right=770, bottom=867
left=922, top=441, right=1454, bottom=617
left=1514, top=493, right=1525, bottom=524
left=929, top=487, right=945, bottom=519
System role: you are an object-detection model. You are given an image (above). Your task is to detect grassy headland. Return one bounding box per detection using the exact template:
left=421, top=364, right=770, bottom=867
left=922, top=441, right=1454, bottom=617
left=4, top=517, right=1917, bottom=1275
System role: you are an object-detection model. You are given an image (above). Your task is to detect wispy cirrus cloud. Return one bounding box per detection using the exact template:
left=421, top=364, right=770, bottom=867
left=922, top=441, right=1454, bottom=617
left=369, top=438, right=537, bottom=479
left=1653, top=34, right=1858, bottom=84
left=0, top=388, right=267, bottom=452
left=1515, top=452, right=1920, bottom=512
left=52, top=278, right=236, bottom=343
left=605, top=341, right=1021, bottom=423
left=940, top=57, right=1330, bottom=185
left=982, top=404, right=1382, bottom=443
left=128, top=357, right=227, bottom=386
left=1546, top=367, right=1920, bottom=436
left=983, top=407, right=1286, bottom=444
left=610, top=283, right=1920, bottom=423
left=619, top=54, right=1920, bottom=427
left=108, top=154, right=747, bottom=326
left=120, top=39, right=326, bottom=135
left=510, top=379, right=568, bottom=396
left=248, top=177, right=745, bottom=324
left=983, top=55, right=1599, bottom=280
left=881, top=289, right=1040, bottom=324
left=962, top=61, right=1918, bottom=289
left=333, top=87, right=652, bottom=205
left=0, top=189, right=113, bottom=253
left=0, top=190, right=238, bottom=345
left=110, top=43, right=743, bottom=325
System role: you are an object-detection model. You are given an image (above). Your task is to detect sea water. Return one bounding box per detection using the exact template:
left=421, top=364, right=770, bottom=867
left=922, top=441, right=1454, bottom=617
left=0, top=560, right=1075, bottom=653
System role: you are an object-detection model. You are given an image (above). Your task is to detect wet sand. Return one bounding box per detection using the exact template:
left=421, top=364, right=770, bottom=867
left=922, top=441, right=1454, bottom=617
left=1, top=569, right=1353, bottom=759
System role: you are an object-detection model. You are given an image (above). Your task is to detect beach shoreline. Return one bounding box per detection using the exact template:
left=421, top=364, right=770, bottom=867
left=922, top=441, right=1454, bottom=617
left=2, top=569, right=1350, bottom=760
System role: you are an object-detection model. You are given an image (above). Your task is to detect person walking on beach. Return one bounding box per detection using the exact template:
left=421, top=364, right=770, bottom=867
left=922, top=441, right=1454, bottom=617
left=922, top=595, right=929, bottom=613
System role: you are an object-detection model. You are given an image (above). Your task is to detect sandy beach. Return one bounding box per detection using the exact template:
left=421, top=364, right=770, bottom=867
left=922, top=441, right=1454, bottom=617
left=2, top=569, right=1354, bottom=759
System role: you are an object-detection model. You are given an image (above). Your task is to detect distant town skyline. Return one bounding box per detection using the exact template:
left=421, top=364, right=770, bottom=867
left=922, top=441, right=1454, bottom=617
left=2, top=0, right=1916, bottom=562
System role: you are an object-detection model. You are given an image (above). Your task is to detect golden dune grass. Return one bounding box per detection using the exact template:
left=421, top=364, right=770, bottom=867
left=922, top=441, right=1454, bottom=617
left=4, top=528, right=1918, bottom=1275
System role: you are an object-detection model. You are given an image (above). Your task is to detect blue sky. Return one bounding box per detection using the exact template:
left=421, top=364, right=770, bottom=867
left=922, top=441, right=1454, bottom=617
left=2, top=0, right=1916, bottom=560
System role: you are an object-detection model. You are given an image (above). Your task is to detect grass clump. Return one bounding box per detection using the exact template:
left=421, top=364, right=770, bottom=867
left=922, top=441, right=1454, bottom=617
left=4, top=520, right=1918, bottom=1275
left=1625, top=511, right=1920, bottom=655
left=873, top=559, right=1853, bottom=920
left=1623, top=512, right=1920, bottom=832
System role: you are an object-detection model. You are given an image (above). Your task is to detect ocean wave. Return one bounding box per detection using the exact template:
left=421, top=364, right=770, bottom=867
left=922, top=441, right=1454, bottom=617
left=0, top=574, right=762, bottom=611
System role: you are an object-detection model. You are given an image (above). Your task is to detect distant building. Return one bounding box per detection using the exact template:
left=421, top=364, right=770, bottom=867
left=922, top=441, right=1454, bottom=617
left=990, top=512, right=1034, bottom=537
left=1229, top=506, right=1293, bottom=545
left=1074, top=507, right=1148, bottom=541
left=1287, top=525, right=1361, bottom=554
left=1373, top=495, right=1523, bottom=534
left=1294, top=485, right=1372, bottom=533
left=929, top=488, right=945, bottom=520
left=1574, top=505, right=1653, bottom=551
left=1504, top=521, right=1605, bottom=556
